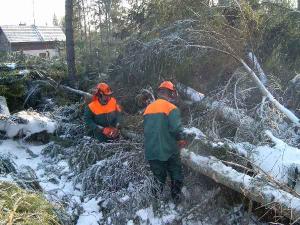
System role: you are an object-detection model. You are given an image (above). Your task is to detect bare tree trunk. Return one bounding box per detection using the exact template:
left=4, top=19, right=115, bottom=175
left=65, top=0, right=77, bottom=85
left=88, top=24, right=92, bottom=53
left=77, top=0, right=83, bottom=41
left=98, top=3, right=103, bottom=44
left=240, top=59, right=299, bottom=125
left=247, top=52, right=268, bottom=85
left=181, top=148, right=300, bottom=221
left=81, top=0, right=88, bottom=42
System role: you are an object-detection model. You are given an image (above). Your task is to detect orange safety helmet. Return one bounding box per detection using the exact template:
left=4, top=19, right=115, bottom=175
left=158, top=81, right=176, bottom=91
left=96, top=83, right=113, bottom=95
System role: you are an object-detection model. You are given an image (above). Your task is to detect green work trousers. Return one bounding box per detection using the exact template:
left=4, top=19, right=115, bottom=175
left=148, top=153, right=183, bottom=184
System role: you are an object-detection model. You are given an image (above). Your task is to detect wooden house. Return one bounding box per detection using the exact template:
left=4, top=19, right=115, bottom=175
left=0, top=25, right=65, bottom=58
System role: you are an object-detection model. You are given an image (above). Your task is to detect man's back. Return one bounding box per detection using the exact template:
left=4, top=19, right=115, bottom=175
left=143, top=99, right=182, bottom=161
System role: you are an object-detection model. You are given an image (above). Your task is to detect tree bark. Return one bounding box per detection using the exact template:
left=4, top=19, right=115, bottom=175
left=81, top=0, right=88, bottom=42
left=181, top=148, right=300, bottom=221
left=65, top=0, right=77, bottom=85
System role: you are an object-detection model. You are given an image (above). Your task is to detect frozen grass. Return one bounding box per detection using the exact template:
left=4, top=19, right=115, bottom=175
left=0, top=182, right=61, bottom=225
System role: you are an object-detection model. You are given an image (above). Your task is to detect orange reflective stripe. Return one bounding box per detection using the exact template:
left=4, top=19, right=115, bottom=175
left=88, top=97, right=120, bottom=115
left=143, top=99, right=177, bottom=116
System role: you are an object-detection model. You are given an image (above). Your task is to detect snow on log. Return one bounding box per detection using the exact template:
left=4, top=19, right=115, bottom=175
left=177, top=83, right=259, bottom=134
left=3, top=111, right=56, bottom=138
left=181, top=148, right=300, bottom=221
left=176, top=83, right=205, bottom=102
left=247, top=52, right=268, bottom=85
left=246, top=131, right=300, bottom=192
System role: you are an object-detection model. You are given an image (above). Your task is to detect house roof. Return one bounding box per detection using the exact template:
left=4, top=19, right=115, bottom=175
left=0, top=25, right=66, bottom=43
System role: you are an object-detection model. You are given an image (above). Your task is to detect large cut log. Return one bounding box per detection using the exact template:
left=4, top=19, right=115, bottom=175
left=181, top=148, right=300, bottom=221
left=177, top=83, right=259, bottom=135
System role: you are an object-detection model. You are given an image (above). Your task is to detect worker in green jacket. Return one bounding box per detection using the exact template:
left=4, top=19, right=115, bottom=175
left=143, top=81, right=187, bottom=202
left=84, top=83, right=122, bottom=142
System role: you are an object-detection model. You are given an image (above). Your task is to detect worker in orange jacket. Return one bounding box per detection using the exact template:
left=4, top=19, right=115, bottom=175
left=84, top=83, right=122, bottom=142
left=143, top=81, right=187, bottom=202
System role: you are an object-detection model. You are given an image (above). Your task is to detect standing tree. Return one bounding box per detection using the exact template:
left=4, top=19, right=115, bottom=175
left=65, top=0, right=77, bottom=85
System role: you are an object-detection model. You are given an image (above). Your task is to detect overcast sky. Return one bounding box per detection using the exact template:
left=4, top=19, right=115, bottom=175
left=0, top=0, right=65, bottom=26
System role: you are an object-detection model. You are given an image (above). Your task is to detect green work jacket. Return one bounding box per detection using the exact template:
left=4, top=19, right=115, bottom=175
left=143, top=98, right=183, bottom=161
left=84, top=97, right=122, bottom=136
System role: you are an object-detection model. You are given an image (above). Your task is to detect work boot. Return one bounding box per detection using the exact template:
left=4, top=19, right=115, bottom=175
left=171, top=180, right=183, bottom=204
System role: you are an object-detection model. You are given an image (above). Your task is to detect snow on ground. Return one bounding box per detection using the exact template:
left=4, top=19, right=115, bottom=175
left=0, top=139, right=44, bottom=170
left=0, top=139, right=87, bottom=223
left=77, top=198, right=103, bottom=225
left=136, top=204, right=177, bottom=225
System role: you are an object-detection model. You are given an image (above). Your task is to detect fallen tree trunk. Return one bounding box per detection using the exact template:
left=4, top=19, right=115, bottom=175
left=33, top=79, right=92, bottom=99
left=177, top=83, right=259, bottom=135
left=181, top=148, right=300, bottom=221
left=247, top=52, right=268, bottom=85
left=186, top=44, right=300, bottom=125
left=240, top=60, right=300, bottom=125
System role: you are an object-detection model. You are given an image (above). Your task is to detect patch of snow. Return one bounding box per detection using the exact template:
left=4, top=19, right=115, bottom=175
left=127, top=220, right=134, bottom=225
left=249, top=131, right=300, bottom=184
left=18, top=69, right=30, bottom=75
left=184, top=127, right=206, bottom=139
left=77, top=198, right=103, bottom=225
left=120, top=195, right=130, bottom=203
left=136, top=205, right=177, bottom=225
left=0, top=140, right=45, bottom=170
left=4, top=63, right=16, bottom=70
